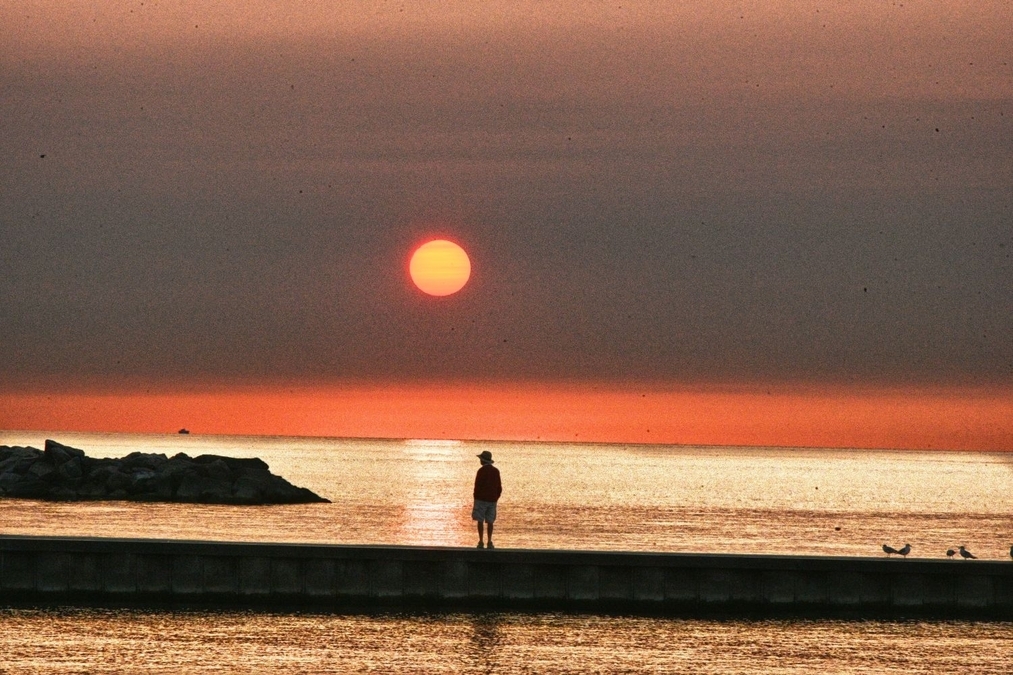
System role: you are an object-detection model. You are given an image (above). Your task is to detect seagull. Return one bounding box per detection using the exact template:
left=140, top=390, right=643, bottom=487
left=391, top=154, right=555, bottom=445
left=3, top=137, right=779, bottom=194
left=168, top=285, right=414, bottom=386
left=1009, top=545, right=1012, bottom=560
left=883, top=544, right=899, bottom=556
left=946, top=548, right=956, bottom=558
left=897, top=543, right=911, bottom=558
left=958, top=545, right=977, bottom=560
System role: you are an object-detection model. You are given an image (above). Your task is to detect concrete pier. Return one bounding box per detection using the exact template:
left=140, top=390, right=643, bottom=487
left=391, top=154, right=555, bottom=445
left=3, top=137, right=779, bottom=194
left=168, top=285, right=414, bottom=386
left=2, top=535, right=1011, bottom=617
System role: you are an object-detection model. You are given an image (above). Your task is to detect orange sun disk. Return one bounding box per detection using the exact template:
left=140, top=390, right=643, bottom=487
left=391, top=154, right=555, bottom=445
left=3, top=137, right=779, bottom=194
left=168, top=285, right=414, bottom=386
left=409, top=240, right=471, bottom=296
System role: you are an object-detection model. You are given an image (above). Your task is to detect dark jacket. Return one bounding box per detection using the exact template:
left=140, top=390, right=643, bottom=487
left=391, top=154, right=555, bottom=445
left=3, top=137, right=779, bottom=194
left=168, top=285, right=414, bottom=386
left=473, top=464, right=502, bottom=502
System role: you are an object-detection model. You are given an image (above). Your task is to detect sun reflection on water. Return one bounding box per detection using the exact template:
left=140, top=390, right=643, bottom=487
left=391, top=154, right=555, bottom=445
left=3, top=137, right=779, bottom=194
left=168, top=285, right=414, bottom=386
left=397, top=439, right=473, bottom=546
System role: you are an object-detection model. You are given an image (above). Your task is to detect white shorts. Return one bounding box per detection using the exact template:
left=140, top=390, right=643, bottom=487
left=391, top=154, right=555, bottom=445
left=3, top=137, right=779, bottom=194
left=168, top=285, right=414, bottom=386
left=471, top=499, right=497, bottom=523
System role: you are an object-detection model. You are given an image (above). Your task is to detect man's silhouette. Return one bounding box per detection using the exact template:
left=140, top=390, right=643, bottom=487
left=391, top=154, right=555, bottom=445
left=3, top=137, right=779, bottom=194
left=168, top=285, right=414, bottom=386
left=472, top=450, right=502, bottom=549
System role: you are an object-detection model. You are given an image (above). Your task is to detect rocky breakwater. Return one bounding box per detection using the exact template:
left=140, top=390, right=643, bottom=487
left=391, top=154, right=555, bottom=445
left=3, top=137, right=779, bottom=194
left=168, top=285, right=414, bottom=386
left=0, top=440, right=329, bottom=505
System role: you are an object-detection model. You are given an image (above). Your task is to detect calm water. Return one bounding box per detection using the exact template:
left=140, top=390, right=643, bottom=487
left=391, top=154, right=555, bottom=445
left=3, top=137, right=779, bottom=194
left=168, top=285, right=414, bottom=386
left=0, top=608, right=1011, bottom=674
left=1, top=431, right=1012, bottom=672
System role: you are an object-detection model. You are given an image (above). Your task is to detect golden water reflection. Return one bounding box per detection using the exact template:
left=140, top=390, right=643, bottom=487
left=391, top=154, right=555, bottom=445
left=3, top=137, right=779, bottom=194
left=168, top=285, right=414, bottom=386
left=396, top=439, right=473, bottom=547
left=0, top=608, right=1011, bottom=674
left=1, top=432, right=1011, bottom=559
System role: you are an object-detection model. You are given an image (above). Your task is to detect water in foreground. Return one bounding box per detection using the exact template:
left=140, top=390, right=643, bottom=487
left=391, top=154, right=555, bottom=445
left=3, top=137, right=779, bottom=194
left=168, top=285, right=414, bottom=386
left=1, top=608, right=1011, bottom=674
left=1, top=431, right=1011, bottom=672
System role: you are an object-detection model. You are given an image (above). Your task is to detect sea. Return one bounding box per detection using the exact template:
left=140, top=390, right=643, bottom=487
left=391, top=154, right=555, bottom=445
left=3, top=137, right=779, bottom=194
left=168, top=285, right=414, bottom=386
left=0, top=430, right=1011, bottom=673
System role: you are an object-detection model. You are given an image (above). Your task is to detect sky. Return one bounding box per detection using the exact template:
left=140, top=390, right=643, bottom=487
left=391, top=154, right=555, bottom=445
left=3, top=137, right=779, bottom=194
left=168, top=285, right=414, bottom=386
left=2, top=1, right=1011, bottom=449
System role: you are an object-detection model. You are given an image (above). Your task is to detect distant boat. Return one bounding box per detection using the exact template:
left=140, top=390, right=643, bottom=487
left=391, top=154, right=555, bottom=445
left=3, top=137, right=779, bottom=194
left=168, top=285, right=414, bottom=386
left=178, top=428, right=190, bottom=435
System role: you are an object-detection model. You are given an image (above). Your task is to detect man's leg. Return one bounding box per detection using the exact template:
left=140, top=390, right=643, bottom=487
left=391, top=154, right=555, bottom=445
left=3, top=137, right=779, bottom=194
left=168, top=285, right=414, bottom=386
left=477, top=521, right=485, bottom=546
left=486, top=521, right=494, bottom=547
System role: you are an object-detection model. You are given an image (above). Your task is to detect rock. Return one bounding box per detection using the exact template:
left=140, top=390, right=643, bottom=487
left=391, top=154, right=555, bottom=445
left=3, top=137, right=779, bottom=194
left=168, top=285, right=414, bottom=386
left=50, top=487, right=79, bottom=501
left=87, top=466, right=116, bottom=484
left=44, top=439, right=85, bottom=465
left=4, top=476, right=47, bottom=499
left=131, top=468, right=157, bottom=481
left=175, top=473, right=205, bottom=501
left=231, top=475, right=263, bottom=504
left=57, top=458, right=84, bottom=480
left=121, top=452, right=168, bottom=471
left=1, top=447, right=41, bottom=471
left=176, top=474, right=232, bottom=503
left=76, top=481, right=109, bottom=500
left=105, top=470, right=132, bottom=493
left=0, top=457, right=19, bottom=475
left=225, top=457, right=270, bottom=473
left=28, top=460, right=56, bottom=479
left=0, top=441, right=329, bottom=505
left=129, top=470, right=175, bottom=500
left=0, top=472, right=23, bottom=490
left=260, top=474, right=315, bottom=503
left=200, top=459, right=232, bottom=483
left=164, top=453, right=193, bottom=469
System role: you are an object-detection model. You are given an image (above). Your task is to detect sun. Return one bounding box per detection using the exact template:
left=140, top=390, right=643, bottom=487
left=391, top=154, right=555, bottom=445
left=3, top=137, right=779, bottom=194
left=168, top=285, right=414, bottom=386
left=409, top=240, right=471, bottom=296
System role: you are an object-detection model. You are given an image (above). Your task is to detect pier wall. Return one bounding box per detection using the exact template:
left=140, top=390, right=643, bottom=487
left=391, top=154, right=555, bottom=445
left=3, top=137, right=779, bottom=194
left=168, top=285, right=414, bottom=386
left=2, top=536, right=1011, bottom=617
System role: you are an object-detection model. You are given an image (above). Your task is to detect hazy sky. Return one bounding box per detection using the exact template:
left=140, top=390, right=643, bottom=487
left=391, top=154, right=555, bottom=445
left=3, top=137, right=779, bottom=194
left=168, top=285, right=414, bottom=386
left=2, top=1, right=1011, bottom=397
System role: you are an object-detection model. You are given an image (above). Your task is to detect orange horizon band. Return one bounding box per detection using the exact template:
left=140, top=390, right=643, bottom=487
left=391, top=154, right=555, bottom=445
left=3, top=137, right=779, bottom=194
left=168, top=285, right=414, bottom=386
left=2, top=383, right=1011, bottom=452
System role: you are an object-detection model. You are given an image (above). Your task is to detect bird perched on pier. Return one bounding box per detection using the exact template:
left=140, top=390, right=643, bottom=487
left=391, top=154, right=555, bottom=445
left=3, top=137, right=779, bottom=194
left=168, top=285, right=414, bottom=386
left=946, top=549, right=956, bottom=558
left=1009, top=545, right=1012, bottom=560
left=897, top=544, right=911, bottom=557
left=958, top=546, right=977, bottom=560
left=883, top=544, right=899, bottom=556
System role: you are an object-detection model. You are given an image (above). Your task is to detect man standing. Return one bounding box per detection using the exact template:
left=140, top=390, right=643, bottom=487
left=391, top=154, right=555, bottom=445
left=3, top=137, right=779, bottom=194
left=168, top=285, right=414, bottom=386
left=472, top=450, right=502, bottom=549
